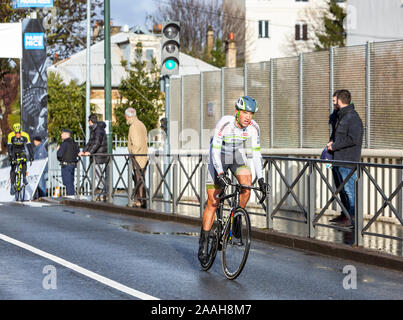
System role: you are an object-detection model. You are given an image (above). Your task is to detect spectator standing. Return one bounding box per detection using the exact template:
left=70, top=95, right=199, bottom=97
left=327, top=90, right=363, bottom=228
left=125, top=107, right=148, bottom=208
left=326, top=91, right=349, bottom=223
left=78, top=114, right=108, bottom=196
left=57, top=129, right=79, bottom=196
left=33, top=136, right=48, bottom=198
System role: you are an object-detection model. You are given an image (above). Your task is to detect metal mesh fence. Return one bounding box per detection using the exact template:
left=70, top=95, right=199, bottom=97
left=272, top=56, right=299, bottom=148
left=223, top=67, right=244, bottom=115
left=202, top=71, right=222, bottom=149
left=246, top=62, right=271, bottom=148
left=370, top=41, right=403, bottom=149
left=302, top=51, right=330, bottom=148
left=333, top=45, right=367, bottom=147
left=170, top=77, right=181, bottom=150
left=168, top=39, right=403, bottom=151
left=181, top=74, right=200, bottom=149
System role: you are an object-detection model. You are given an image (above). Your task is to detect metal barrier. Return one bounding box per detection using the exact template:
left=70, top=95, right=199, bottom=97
left=73, top=152, right=403, bottom=248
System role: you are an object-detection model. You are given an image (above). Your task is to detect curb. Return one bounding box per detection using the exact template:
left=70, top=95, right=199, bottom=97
left=40, top=198, right=403, bottom=273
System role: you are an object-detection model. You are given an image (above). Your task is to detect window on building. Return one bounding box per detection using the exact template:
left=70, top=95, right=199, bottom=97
left=258, top=20, right=269, bottom=38
left=295, top=23, right=308, bottom=41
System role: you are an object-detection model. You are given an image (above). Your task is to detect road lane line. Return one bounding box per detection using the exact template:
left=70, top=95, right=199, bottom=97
left=0, top=232, right=159, bottom=300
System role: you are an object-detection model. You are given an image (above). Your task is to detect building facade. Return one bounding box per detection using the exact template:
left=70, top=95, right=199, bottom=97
left=346, top=0, right=403, bottom=46
left=224, top=0, right=345, bottom=63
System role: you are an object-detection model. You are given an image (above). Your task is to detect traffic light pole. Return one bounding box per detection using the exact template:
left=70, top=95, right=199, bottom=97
left=163, top=75, right=171, bottom=213
left=104, top=0, right=113, bottom=203
left=104, top=0, right=112, bottom=154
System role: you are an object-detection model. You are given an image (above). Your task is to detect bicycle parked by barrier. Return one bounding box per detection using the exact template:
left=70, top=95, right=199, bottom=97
left=200, top=182, right=270, bottom=280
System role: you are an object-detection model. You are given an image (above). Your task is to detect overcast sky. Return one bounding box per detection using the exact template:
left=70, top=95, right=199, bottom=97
left=110, top=0, right=157, bottom=29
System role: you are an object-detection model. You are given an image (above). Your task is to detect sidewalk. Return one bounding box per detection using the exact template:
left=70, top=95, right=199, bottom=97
left=40, top=197, right=403, bottom=273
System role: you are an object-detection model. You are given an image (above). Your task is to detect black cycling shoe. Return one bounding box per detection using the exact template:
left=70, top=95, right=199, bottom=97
left=198, top=228, right=210, bottom=265
left=231, top=235, right=244, bottom=246
left=23, top=178, right=28, bottom=186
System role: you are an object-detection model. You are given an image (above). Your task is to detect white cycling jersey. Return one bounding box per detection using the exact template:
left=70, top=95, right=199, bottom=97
left=210, top=115, right=263, bottom=180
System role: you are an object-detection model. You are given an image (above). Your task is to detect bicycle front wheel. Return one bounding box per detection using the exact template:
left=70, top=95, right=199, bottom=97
left=221, top=207, right=251, bottom=280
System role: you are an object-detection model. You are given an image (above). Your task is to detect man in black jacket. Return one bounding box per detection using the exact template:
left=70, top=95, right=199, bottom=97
left=79, top=114, right=108, bottom=163
left=79, top=114, right=108, bottom=197
left=328, top=90, right=349, bottom=223
left=327, top=90, right=363, bottom=228
left=57, top=129, right=79, bottom=196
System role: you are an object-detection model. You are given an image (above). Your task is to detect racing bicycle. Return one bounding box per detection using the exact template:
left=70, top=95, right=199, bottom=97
left=12, top=156, right=29, bottom=202
left=200, top=181, right=270, bottom=280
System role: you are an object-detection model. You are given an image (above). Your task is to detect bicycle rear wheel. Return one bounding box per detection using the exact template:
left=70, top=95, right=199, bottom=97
left=221, top=207, right=251, bottom=280
left=201, top=222, right=220, bottom=271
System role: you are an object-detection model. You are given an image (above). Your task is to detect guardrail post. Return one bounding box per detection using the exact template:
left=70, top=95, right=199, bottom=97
left=76, top=159, right=81, bottom=199
left=172, top=155, right=178, bottom=214
left=91, top=158, right=96, bottom=201
left=355, top=164, right=364, bottom=246
left=128, top=156, right=133, bottom=207
left=266, top=160, right=274, bottom=230
left=107, top=156, right=113, bottom=204
left=307, top=160, right=316, bottom=238
left=200, top=156, right=206, bottom=219
left=148, top=155, right=154, bottom=209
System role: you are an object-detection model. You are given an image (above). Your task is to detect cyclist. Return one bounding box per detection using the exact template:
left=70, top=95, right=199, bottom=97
left=198, top=96, right=267, bottom=265
left=8, top=123, right=34, bottom=195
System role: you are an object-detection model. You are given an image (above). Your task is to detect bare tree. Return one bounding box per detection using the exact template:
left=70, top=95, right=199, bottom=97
left=153, top=0, right=247, bottom=65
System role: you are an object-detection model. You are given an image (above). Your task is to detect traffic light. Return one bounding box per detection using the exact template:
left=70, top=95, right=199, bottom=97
left=161, top=21, right=180, bottom=76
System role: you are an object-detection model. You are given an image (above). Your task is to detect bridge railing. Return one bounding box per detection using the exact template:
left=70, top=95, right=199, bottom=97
left=69, top=152, right=403, bottom=248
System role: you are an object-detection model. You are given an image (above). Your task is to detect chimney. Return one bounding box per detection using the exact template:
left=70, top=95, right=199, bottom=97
left=93, top=20, right=103, bottom=42
left=153, top=23, right=162, bottom=34
left=225, top=33, right=237, bottom=68
left=206, top=25, right=214, bottom=59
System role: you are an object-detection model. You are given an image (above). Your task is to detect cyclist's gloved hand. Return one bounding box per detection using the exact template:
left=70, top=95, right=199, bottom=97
left=217, top=173, right=231, bottom=189
left=258, top=178, right=267, bottom=202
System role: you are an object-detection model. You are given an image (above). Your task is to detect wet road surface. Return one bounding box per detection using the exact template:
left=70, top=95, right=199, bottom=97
left=0, top=201, right=402, bottom=300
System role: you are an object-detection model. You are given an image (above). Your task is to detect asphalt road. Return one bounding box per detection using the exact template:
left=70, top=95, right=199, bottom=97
left=0, top=201, right=402, bottom=300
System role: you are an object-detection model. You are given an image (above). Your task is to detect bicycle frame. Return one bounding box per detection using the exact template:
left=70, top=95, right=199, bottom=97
left=216, top=184, right=259, bottom=242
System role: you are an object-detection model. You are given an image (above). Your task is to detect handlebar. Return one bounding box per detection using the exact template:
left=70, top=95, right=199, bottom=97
left=219, top=182, right=271, bottom=204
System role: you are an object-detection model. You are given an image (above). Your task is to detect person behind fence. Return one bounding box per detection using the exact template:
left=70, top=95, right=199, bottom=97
left=33, top=136, right=48, bottom=198
left=57, top=129, right=79, bottom=196
left=78, top=114, right=108, bottom=195
left=8, top=123, right=34, bottom=195
left=125, top=107, right=148, bottom=208
left=327, top=90, right=363, bottom=228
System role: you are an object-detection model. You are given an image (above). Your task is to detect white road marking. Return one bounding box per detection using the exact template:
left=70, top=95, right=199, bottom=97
left=0, top=233, right=159, bottom=300
left=22, top=202, right=51, bottom=207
